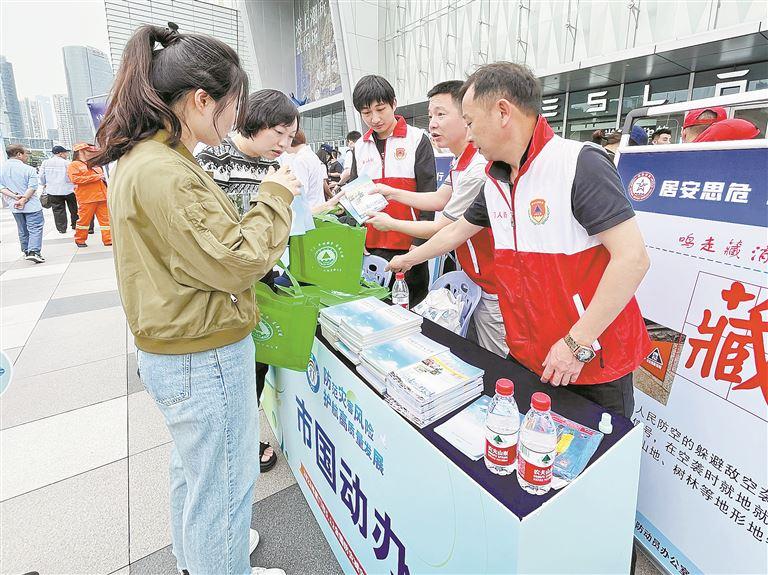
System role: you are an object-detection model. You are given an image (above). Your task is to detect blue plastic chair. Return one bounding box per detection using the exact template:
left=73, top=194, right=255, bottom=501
left=362, top=255, right=393, bottom=287
left=429, top=270, right=482, bottom=337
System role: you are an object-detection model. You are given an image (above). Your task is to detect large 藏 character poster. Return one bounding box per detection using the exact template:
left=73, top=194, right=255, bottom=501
left=618, top=143, right=768, bottom=575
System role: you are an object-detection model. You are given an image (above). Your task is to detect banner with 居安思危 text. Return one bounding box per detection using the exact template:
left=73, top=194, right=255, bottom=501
left=618, top=143, right=768, bottom=575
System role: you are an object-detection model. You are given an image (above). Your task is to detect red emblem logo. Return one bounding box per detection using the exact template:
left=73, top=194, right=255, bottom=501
left=529, top=199, right=549, bottom=225
left=395, top=147, right=406, bottom=160
left=628, top=171, right=655, bottom=201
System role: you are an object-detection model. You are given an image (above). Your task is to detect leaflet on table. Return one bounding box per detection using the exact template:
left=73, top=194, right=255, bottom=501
left=387, top=353, right=484, bottom=403
left=339, top=305, right=421, bottom=338
left=433, top=395, right=492, bottom=460
left=359, top=333, right=449, bottom=372
left=319, top=296, right=388, bottom=327
left=339, top=176, right=388, bottom=224
left=551, top=411, right=604, bottom=483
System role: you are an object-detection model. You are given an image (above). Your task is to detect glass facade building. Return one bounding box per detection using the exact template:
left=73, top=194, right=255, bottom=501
left=104, top=0, right=258, bottom=87
left=240, top=0, right=767, bottom=146
left=0, top=56, right=25, bottom=138
left=63, top=46, right=115, bottom=143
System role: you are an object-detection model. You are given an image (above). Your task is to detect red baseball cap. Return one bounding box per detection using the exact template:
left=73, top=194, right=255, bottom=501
left=683, top=107, right=727, bottom=129
left=695, top=118, right=760, bottom=143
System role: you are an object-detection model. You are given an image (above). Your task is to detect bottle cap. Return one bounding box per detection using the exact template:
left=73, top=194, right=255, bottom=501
left=395, top=272, right=405, bottom=280
left=495, top=378, right=514, bottom=396
left=531, top=392, right=551, bottom=412
left=599, top=412, right=613, bottom=434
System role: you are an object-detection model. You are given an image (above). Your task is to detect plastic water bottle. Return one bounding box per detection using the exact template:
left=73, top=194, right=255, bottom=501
left=484, top=378, right=520, bottom=475
left=517, top=392, right=557, bottom=495
left=392, top=272, right=409, bottom=309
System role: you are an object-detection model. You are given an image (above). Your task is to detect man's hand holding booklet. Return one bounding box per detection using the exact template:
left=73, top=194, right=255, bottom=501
left=339, top=176, right=389, bottom=224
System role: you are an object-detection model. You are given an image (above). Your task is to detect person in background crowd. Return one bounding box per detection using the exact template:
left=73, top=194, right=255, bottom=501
left=628, top=125, right=648, bottom=146
left=366, top=80, right=507, bottom=356
left=0, top=144, right=45, bottom=263
left=591, top=129, right=606, bottom=145
left=281, top=130, right=331, bottom=209
left=326, top=148, right=344, bottom=188
left=348, top=74, right=438, bottom=307
left=602, top=131, right=622, bottom=161
left=338, top=130, right=361, bottom=187
left=39, top=145, right=78, bottom=233
left=95, top=22, right=298, bottom=575
left=389, top=62, right=651, bottom=422
left=651, top=127, right=672, bottom=145
left=681, top=107, right=727, bottom=142
left=197, top=88, right=299, bottom=477
left=67, top=143, right=111, bottom=248
left=197, top=89, right=298, bottom=217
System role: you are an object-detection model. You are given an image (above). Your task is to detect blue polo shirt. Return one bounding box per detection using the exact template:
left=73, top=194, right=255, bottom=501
left=0, top=159, right=42, bottom=213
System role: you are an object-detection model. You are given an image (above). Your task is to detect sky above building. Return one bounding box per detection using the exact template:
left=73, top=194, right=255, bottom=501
left=0, top=0, right=111, bottom=98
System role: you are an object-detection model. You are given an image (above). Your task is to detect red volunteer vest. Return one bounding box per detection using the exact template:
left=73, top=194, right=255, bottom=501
left=484, top=117, right=651, bottom=384
left=449, top=145, right=498, bottom=294
left=355, top=116, right=424, bottom=250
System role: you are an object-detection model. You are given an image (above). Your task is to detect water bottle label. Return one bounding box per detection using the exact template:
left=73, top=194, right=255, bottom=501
left=517, top=443, right=555, bottom=485
left=485, top=429, right=518, bottom=466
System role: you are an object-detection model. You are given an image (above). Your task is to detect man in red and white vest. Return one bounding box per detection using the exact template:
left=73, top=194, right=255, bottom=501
left=389, top=62, right=651, bottom=418
left=366, top=80, right=507, bottom=357
left=347, top=75, right=437, bottom=307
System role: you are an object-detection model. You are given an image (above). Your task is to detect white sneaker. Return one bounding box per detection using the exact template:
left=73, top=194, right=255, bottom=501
left=251, top=568, right=286, bottom=575
left=249, top=528, right=260, bottom=555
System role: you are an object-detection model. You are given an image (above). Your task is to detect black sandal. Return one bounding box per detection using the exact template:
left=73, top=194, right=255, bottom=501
left=260, top=441, right=277, bottom=472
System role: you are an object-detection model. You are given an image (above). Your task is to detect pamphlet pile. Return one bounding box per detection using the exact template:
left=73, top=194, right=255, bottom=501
left=384, top=352, right=484, bottom=428
left=318, top=297, right=422, bottom=365
left=356, top=333, right=449, bottom=394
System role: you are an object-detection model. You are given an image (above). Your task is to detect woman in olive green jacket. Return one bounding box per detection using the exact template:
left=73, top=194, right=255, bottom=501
left=93, top=23, right=297, bottom=575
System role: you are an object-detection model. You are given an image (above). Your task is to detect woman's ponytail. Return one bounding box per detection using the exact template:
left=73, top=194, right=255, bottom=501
left=93, top=23, right=247, bottom=166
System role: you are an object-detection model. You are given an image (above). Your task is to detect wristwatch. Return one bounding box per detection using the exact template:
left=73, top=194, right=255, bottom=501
left=564, top=334, right=596, bottom=363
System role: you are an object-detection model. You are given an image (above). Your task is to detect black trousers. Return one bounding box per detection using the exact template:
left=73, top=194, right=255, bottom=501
left=368, top=247, right=430, bottom=308
left=565, top=372, right=635, bottom=419
left=48, top=193, right=79, bottom=232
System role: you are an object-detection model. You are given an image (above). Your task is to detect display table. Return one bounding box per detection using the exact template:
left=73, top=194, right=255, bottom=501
left=262, top=320, right=642, bottom=574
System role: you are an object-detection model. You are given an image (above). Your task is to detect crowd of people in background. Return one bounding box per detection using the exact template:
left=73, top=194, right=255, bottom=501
left=591, top=105, right=760, bottom=159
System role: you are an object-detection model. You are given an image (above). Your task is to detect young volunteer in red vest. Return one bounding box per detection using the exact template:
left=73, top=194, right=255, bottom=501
left=366, top=80, right=507, bottom=357
left=347, top=75, right=437, bottom=307
left=388, top=62, right=652, bottom=418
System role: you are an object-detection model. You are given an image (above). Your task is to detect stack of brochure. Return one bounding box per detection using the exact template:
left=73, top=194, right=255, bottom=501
left=318, top=297, right=422, bottom=365
left=384, top=352, right=484, bottom=428
left=339, top=176, right=388, bottom=224
left=336, top=305, right=422, bottom=363
left=318, top=297, right=389, bottom=343
left=357, top=333, right=449, bottom=394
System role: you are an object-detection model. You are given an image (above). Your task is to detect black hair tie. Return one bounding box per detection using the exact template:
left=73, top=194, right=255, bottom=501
left=160, top=21, right=180, bottom=47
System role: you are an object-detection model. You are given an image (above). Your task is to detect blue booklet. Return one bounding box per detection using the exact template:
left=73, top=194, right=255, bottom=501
left=320, top=297, right=388, bottom=327
left=340, top=305, right=420, bottom=338
left=360, top=333, right=448, bottom=375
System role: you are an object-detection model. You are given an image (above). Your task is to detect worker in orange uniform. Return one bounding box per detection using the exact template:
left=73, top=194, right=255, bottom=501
left=67, top=143, right=111, bottom=247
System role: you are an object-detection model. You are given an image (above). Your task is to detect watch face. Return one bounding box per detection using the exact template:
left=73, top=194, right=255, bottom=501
left=576, top=347, right=595, bottom=363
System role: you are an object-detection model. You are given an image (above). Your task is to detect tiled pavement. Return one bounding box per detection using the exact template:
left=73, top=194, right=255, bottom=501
left=0, top=208, right=342, bottom=575
left=0, top=207, right=661, bottom=575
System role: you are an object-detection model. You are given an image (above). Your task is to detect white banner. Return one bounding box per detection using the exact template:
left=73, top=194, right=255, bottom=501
left=618, top=142, right=768, bottom=575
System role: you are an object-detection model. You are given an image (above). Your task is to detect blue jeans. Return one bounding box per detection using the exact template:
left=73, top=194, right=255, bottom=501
left=12, top=210, right=44, bottom=253
left=138, top=336, right=260, bottom=574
